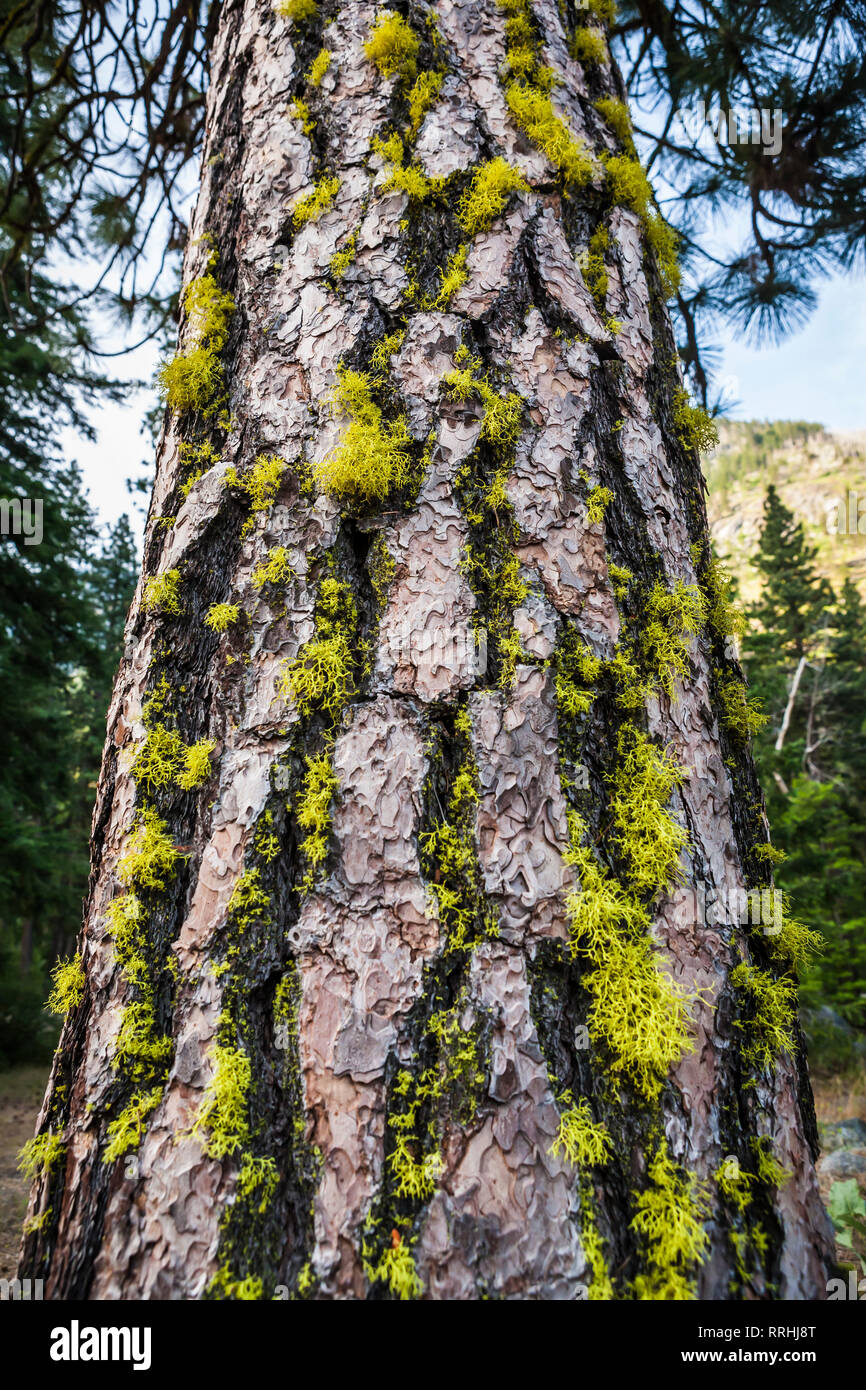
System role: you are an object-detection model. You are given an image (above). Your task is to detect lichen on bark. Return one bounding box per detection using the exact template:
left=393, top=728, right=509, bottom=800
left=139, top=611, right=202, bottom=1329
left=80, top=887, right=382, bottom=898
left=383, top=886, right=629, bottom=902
left=18, top=0, right=834, bottom=1302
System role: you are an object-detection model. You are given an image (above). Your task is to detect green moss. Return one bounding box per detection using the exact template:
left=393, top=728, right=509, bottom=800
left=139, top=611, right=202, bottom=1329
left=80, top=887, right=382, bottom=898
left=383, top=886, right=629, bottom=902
left=157, top=270, right=235, bottom=415
left=293, top=175, right=340, bottom=227
left=47, top=954, right=85, bottom=1016
left=630, top=1139, right=710, bottom=1300
left=189, top=1039, right=252, bottom=1160
left=103, top=1088, right=162, bottom=1164
left=205, top=602, right=240, bottom=632
left=718, top=675, right=767, bottom=741
left=117, top=809, right=183, bottom=893
left=142, top=568, right=182, bottom=617
left=307, top=47, right=331, bottom=86
left=731, top=962, right=797, bottom=1071
left=551, top=1094, right=612, bottom=1167
left=641, top=578, right=707, bottom=697
left=672, top=386, right=719, bottom=453
left=364, top=11, right=419, bottom=81
left=18, top=1131, right=65, bottom=1182
left=457, top=157, right=529, bottom=235
left=314, top=367, right=411, bottom=502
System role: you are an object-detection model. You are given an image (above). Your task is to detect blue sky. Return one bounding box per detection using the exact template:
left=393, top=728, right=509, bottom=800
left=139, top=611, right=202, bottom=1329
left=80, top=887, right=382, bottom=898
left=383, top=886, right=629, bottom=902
left=65, top=266, right=866, bottom=540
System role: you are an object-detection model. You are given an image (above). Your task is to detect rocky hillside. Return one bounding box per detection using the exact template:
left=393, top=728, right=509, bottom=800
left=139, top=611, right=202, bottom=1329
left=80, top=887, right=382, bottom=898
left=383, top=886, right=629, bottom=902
left=704, top=420, right=866, bottom=604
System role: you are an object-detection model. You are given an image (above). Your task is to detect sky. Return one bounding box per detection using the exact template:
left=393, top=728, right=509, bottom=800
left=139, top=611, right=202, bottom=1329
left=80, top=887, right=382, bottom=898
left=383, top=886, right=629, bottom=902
left=68, top=264, right=866, bottom=540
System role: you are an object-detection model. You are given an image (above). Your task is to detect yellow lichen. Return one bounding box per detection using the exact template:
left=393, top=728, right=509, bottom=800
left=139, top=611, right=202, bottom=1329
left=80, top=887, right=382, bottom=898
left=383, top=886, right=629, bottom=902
left=505, top=82, right=595, bottom=185
left=46, top=955, right=85, bottom=1016
left=293, top=175, right=340, bottom=227
left=188, top=1041, right=251, bottom=1160
left=551, top=1094, right=612, bottom=1167
left=280, top=575, right=358, bottom=720
left=456, top=157, right=530, bottom=235
left=364, top=11, right=419, bottom=81
left=205, top=602, right=240, bottom=632
left=672, top=386, right=719, bottom=453
left=18, top=1131, right=65, bottom=1182
left=307, top=48, right=331, bottom=86
left=641, top=578, right=707, bottom=697
left=117, top=809, right=183, bottom=893
left=157, top=270, right=235, bottom=415
left=252, top=545, right=295, bottom=591
left=731, top=963, right=797, bottom=1071
left=630, top=1140, right=710, bottom=1300
left=276, top=0, right=317, bottom=20
left=142, top=569, right=182, bottom=617
left=408, top=69, right=443, bottom=132
left=314, top=368, right=411, bottom=502
left=296, top=752, right=338, bottom=882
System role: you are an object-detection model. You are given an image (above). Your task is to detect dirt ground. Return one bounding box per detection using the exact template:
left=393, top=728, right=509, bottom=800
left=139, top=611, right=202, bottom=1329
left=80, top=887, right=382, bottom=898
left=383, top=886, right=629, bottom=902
left=0, top=1066, right=47, bottom=1281
left=0, top=1063, right=863, bottom=1285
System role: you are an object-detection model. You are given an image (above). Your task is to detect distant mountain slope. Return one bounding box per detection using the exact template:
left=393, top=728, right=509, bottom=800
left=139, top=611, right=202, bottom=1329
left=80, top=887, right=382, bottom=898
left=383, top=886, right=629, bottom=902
left=704, top=421, right=866, bottom=604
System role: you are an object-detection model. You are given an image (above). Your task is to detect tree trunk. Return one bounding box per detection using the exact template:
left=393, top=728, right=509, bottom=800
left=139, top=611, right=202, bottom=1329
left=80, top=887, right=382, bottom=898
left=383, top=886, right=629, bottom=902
left=19, top=0, right=834, bottom=1301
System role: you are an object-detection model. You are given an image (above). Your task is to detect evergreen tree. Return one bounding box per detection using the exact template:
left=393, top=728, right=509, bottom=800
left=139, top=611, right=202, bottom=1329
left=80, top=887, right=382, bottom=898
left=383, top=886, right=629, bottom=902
left=19, top=0, right=833, bottom=1302
left=745, top=493, right=866, bottom=1049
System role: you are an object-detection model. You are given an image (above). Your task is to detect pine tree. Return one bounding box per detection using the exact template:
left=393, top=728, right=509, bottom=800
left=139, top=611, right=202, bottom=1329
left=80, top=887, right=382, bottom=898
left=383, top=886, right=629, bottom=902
left=19, top=0, right=833, bottom=1301
left=750, top=485, right=832, bottom=663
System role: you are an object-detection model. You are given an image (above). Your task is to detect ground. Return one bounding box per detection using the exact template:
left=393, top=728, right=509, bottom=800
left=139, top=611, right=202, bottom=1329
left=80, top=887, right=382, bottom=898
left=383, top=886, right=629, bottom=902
left=0, top=1066, right=47, bottom=1281
left=0, top=1062, right=863, bottom=1286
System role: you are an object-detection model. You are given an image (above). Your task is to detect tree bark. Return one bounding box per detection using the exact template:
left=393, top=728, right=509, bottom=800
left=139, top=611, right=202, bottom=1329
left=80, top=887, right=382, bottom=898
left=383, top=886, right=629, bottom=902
left=19, top=0, right=834, bottom=1300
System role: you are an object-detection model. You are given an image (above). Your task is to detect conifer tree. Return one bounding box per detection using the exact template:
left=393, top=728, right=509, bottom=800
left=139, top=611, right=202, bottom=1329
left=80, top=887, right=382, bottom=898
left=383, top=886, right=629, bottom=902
left=19, top=0, right=833, bottom=1301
